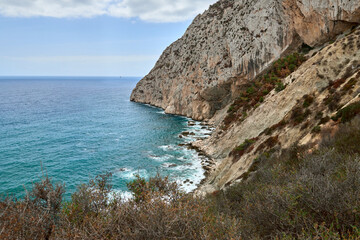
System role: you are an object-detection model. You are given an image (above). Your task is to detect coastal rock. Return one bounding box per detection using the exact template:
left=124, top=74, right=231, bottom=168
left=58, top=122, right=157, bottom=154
left=131, top=0, right=360, bottom=121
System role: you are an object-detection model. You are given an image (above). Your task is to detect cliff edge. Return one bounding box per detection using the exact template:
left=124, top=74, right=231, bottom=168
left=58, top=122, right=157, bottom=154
left=131, top=0, right=360, bottom=121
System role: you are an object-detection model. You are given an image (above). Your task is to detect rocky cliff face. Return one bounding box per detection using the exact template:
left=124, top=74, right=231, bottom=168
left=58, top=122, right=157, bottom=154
left=131, top=0, right=360, bottom=121
left=196, top=27, right=360, bottom=193
left=131, top=0, right=360, bottom=194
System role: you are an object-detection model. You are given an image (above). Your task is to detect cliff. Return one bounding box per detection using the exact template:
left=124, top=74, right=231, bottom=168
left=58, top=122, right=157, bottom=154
left=131, top=0, right=360, bottom=120
left=131, top=0, right=360, bottom=194
left=196, top=27, right=360, bottom=193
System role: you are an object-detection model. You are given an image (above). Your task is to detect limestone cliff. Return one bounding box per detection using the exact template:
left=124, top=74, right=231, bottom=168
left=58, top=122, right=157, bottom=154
left=196, top=27, right=360, bottom=193
left=131, top=0, right=360, bottom=121
left=131, top=0, right=360, bottom=194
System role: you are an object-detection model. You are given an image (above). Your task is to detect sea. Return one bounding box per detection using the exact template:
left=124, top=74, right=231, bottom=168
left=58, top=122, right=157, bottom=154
left=0, top=76, right=209, bottom=200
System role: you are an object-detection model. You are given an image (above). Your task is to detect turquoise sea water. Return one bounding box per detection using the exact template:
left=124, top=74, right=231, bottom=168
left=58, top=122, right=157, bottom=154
left=0, top=77, right=206, bottom=199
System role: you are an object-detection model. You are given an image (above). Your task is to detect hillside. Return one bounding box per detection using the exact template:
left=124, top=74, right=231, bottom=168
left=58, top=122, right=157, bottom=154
left=131, top=0, right=360, bottom=194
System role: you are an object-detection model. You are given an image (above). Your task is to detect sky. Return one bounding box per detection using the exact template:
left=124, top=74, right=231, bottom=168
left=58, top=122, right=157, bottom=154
left=0, top=0, right=217, bottom=77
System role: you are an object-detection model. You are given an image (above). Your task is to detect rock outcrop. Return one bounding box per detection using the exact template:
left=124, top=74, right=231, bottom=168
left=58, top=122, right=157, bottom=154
left=131, top=0, right=360, bottom=194
left=131, top=0, right=360, bottom=121
left=196, top=27, right=360, bottom=193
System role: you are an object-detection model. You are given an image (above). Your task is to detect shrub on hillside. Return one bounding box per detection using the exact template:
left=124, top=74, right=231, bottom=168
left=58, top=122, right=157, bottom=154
left=209, top=116, right=360, bottom=239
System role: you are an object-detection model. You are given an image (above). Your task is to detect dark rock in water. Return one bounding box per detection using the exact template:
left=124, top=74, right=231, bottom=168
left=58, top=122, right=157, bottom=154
left=184, top=179, right=190, bottom=183
left=189, top=132, right=195, bottom=136
left=201, top=126, right=207, bottom=129
left=190, top=181, right=194, bottom=184
left=178, top=143, right=186, bottom=146
left=182, top=131, right=190, bottom=136
left=203, top=166, right=211, bottom=171
left=188, top=121, right=196, bottom=126
left=179, top=135, right=183, bottom=138
left=169, top=164, right=177, bottom=167
left=186, top=144, right=199, bottom=151
left=119, top=168, right=127, bottom=172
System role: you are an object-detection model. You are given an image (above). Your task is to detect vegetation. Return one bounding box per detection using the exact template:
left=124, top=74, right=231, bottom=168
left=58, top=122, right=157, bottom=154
left=210, top=116, right=360, bottom=239
left=333, top=101, right=360, bottom=123
left=302, top=94, right=314, bottom=108
left=223, top=52, right=306, bottom=129
left=230, top=138, right=257, bottom=162
left=1, top=117, right=360, bottom=239
left=1, top=172, right=241, bottom=239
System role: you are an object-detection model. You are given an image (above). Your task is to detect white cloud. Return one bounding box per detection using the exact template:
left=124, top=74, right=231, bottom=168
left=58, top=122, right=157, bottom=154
left=0, top=0, right=217, bottom=22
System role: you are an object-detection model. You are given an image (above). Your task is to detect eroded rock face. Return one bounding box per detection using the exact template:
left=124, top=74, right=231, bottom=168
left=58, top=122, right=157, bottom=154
left=195, top=27, right=360, bottom=193
left=130, top=0, right=360, bottom=120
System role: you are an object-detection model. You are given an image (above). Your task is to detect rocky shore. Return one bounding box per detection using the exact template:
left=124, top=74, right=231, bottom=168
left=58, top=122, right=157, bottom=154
left=177, top=120, right=216, bottom=187
left=131, top=0, right=360, bottom=194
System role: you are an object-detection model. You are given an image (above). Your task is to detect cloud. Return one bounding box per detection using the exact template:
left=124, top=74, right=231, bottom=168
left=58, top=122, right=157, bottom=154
left=0, top=0, right=217, bottom=22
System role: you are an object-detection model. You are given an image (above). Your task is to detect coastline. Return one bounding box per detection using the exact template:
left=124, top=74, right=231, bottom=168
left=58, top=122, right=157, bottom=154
left=138, top=102, right=216, bottom=192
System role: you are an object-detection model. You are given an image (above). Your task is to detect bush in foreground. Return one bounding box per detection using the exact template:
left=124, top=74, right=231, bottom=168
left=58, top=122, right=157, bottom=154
left=1, top=173, right=240, bottom=240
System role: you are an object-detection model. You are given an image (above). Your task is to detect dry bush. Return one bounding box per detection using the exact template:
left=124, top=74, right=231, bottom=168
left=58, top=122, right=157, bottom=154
left=0, top=175, right=65, bottom=240
left=1, top=171, right=240, bottom=240
left=57, top=173, right=241, bottom=240
left=209, top=116, right=360, bottom=239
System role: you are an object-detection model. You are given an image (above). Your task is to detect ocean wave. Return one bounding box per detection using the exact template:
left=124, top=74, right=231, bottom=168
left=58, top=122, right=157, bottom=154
left=109, top=190, right=133, bottom=202
left=158, top=144, right=179, bottom=151
left=117, top=169, right=148, bottom=180
left=147, top=153, right=173, bottom=162
left=157, top=110, right=166, bottom=114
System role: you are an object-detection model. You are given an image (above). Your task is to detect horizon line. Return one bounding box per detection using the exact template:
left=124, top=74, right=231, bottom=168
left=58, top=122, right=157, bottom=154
left=0, top=75, right=143, bottom=78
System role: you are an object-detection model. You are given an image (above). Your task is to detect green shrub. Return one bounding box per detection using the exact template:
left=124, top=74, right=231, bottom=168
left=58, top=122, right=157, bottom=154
left=246, top=86, right=255, bottom=94
left=319, top=116, right=330, bottom=125
left=291, top=107, right=310, bottom=125
left=230, top=138, right=257, bottom=162
left=275, top=82, right=285, bottom=92
left=289, top=63, right=296, bottom=72
left=333, top=101, right=360, bottom=123
left=271, top=76, right=279, bottom=82
left=227, top=105, right=234, bottom=113
left=302, top=94, right=314, bottom=108
left=312, top=125, right=321, bottom=133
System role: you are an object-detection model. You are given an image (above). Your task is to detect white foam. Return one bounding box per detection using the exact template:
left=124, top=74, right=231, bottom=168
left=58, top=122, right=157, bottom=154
left=148, top=154, right=173, bottom=162
left=109, top=190, right=133, bottom=202
left=158, top=144, right=178, bottom=151
left=118, top=169, right=148, bottom=180
left=162, top=162, right=178, bottom=168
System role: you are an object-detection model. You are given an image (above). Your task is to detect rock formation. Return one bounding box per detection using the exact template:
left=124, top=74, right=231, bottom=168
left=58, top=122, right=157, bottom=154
left=196, top=27, right=360, bottom=193
left=131, top=0, right=360, bottom=194
left=131, top=0, right=360, bottom=120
